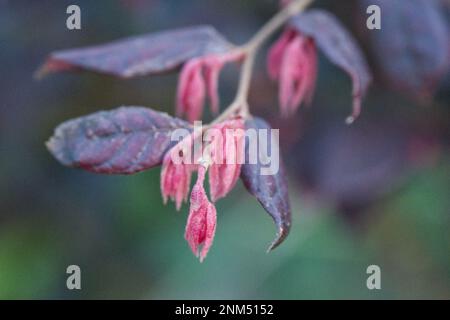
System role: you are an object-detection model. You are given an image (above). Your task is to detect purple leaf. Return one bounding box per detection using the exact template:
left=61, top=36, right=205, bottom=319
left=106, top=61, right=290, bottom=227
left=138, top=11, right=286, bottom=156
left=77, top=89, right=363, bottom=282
left=47, top=106, right=191, bottom=174
left=360, top=0, right=449, bottom=98
left=290, top=10, right=372, bottom=123
left=36, top=26, right=234, bottom=78
left=240, top=117, right=291, bottom=251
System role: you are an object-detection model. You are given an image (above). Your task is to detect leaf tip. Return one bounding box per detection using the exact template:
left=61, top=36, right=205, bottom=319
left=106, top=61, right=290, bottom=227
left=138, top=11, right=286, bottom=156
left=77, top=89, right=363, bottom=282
left=45, top=133, right=71, bottom=167
left=45, top=137, right=54, bottom=152
left=33, top=64, right=49, bottom=80
left=34, top=58, right=77, bottom=80
left=266, top=223, right=291, bottom=253
left=345, top=116, right=355, bottom=125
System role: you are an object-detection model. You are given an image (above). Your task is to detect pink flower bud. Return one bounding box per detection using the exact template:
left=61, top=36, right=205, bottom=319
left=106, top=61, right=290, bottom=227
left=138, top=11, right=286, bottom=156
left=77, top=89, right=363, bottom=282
left=185, top=165, right=217, bottom=262
left=203, top=55, right=224, bottom=115
left=176, top=51, right=244, bottom=122
left=176, top=58, right=206, bottom=123
left=207, top=119, right=245, bottom=202
left=160, top=132, right=199, bottom=210
left=160, top=155, right=192, bottom=211
left=267, top=29, right=296, bottom=80
left=268, top=29, right=318, bottom=116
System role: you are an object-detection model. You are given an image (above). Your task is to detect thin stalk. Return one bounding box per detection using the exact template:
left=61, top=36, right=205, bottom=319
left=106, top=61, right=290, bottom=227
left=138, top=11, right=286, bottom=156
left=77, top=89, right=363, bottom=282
left=210, top=0, right=313, bottom=126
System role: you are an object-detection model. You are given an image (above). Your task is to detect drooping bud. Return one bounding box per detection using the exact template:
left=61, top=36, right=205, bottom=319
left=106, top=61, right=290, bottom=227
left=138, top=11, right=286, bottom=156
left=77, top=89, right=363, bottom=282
left=160, top=156, right=192, bottom=211
left=160, top=132, right=198, bottom=210
left=176, top=58, right=206, bottom=123
left=203, top=55, right=224, bottom=115
left=268, top=29, right=318, bottom=116
left=267, top=29, right=296, bottom=80
left=206, top=119, right=245, bottom=202
left=185, top=165, right=217, bottom=262
left=176, top=51, right=244, bottom=122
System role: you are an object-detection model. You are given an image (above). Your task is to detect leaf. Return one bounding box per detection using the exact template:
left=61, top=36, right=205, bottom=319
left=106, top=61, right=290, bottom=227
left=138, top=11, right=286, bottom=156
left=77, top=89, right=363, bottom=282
left=36, top=25, right=234, bottom=79
left=240, top=117, right=291, bottom=251
left=47, top=106, right=191, bottom=174
left=290, top=10, right=372, bottom=123
left=360, top=0, right=449, bottom=98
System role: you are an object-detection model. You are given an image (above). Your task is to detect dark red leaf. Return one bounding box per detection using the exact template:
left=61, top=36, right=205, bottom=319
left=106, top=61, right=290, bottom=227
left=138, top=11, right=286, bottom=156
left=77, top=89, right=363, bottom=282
left=290, top=10, right=372, bottom=123
left=36, top=26, right=234, bottom=78
left=47, top=106, right=191, bottom=174
left=360, top=0, right=449, bottom=98
left=240, top=117, right=291, bottom=251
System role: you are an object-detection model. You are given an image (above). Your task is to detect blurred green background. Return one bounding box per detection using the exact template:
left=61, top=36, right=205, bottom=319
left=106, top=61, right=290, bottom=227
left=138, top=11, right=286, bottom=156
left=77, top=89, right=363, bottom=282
left=0, top=0, right=449, bottom=299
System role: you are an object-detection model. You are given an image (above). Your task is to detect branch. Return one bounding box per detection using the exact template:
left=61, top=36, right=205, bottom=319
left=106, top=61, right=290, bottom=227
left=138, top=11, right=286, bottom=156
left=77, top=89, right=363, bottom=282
left=211, top=0, right=314, bottom=125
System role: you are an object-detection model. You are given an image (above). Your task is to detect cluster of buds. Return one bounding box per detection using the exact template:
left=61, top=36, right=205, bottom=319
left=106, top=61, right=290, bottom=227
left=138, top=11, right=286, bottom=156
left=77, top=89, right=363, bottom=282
left=42, top=0, right=375, bottom=264
left=160, top=118, right=245, bottom=261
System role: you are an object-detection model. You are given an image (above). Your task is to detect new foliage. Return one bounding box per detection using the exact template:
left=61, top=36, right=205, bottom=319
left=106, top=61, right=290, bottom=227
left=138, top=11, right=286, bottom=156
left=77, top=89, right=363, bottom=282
left=42, top=1, right=376, bottom=261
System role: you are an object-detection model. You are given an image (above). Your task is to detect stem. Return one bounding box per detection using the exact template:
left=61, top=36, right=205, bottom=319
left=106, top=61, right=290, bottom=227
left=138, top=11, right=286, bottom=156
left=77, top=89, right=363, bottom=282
left=247, top=0, right=313, bottom=52
left=211, top=0, right=313, bottom=125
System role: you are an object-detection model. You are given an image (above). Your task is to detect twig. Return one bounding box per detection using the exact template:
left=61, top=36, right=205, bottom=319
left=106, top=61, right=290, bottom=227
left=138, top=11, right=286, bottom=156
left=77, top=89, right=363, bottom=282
left=210, top=0, right=313, bottom=126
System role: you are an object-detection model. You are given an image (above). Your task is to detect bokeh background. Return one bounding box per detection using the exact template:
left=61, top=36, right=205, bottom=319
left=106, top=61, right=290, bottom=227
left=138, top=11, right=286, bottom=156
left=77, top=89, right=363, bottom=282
left=0, top=0, right=449, bottom=299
